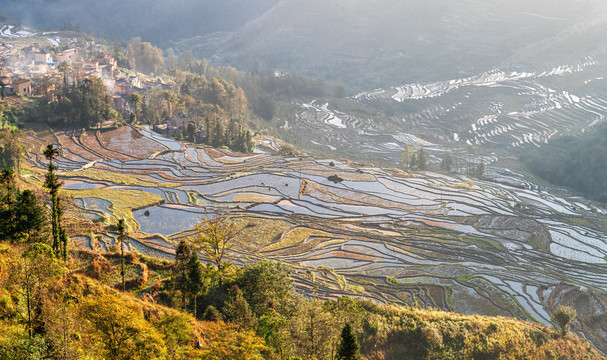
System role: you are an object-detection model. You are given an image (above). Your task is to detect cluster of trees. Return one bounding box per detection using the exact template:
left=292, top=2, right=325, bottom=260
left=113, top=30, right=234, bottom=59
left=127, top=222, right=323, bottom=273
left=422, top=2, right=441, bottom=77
left=399, top=146, right=485, bottom=177
left=0, top=127, right=23, bottom=170
left=399, top=146, right=427, bottom=171
left=27, top=77, right=120, bottom=129
left=131, top=75, right=254, bottom=153
left=524, top=123, right=607, bottom=202
left=112, top=38, right=165, bottom=75
left=0, top=168, right=46, bottom=244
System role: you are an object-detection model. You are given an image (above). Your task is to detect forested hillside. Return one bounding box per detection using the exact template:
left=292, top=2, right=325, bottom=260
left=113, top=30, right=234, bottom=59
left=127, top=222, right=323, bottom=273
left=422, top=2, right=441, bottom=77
left=524, top=122, right=607, bottom=202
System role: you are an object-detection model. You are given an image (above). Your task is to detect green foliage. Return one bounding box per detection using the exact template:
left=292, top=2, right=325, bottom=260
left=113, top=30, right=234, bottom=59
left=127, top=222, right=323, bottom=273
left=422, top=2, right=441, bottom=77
left=0, top=335, right=48, bottom=360
left=336, top=323, right=362, bottom=360
left=223, top=286, right=255, bottom=329
left=524, top=122, right=607, bottom=201
left=0, top=128, right=23, bottom=171
left=551, top=305, right=577, bottom=337
left=27, top=77, right=117, bottom=128
left=238, top=261, right=295, bottom=318
left=80, top=293, right=167, bottom=359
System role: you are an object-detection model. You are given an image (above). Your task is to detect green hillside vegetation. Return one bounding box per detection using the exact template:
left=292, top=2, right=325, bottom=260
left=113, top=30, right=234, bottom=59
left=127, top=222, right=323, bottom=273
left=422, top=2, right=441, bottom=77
left=524, top=122, right=607, bottom=202
left=0, top=240, right=603, bottom=360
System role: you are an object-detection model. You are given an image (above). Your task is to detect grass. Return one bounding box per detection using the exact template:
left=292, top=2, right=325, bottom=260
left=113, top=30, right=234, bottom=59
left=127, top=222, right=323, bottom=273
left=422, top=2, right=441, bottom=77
left=230, top=217, right=294, bottom=251
left=262, top=226, right=334, bottom=252
left=61, top=188, right=164, bottom=232
left=232, top=193, right=281, bottom=203
left=65, top=168, right=177, bottom=188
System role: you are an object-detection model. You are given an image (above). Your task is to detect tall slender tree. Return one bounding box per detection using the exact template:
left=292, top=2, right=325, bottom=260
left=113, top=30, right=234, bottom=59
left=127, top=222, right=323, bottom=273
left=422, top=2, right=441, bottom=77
left=44, top=144, right=63, bottom=257
left=117, top=219, right=127, bottom=291
left=187, top=251, right=204, bottom=317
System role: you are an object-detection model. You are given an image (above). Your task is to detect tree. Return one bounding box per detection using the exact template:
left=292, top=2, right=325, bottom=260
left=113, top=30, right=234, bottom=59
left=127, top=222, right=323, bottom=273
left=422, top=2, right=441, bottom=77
left=199, top=321, right=267, bottom=360
left=223, top=286, right=255, bottom=329
left=174, top=240, right=193, bottom=310
left=155, top=312, right=197, bottom=360
left=336, top=323, right=362, bottom=360
left=14, top=190, right=46, bottom=243
left=475, top=162, right=485, bottom=178
left=192, top=217, right=237, bottom=286
left=0, top=168, right=17, bottom=242
left=0, top=128, right=24, bottom=170
left=551, top=305, right=577, bottom=337
left=117, top=219, right=127, bottom=291
left=9, top=243, right=61, bottom=338
left=44, top=144, right=63, bottom=257
left=129, top=93, right=142, bottom=122
left=187, top=251, right=204, bottom=317
left=441, top=152, right=452, bottom=172
left=239, top=261, right=295, bottom=318
left=80, top=293, right=166, bottom=360
left=417, top=148, right=427, bottom=171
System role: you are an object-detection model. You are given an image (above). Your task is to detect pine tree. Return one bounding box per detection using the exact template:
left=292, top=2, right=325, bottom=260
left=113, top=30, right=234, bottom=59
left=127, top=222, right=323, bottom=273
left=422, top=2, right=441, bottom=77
left=336, top=323, right=361, bottom=360
left=44, top=144, right=63, bottom=257
left=117, top=219, right=127, bottom=291
left=223, top=286, right=255, bottom=329
left=174, top=240, right=192, bottom=309
left=187, top=251, right=204, bottom=317
left=441, top=152, right=452, bottom=172
left=14, top=190, right=46, bottom=242
left=417, top=149, right=427, bottom=171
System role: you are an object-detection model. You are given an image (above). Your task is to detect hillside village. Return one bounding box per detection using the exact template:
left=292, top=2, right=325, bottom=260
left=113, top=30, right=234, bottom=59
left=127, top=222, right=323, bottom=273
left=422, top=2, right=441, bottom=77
left=0, top=37, right=179, bottom=129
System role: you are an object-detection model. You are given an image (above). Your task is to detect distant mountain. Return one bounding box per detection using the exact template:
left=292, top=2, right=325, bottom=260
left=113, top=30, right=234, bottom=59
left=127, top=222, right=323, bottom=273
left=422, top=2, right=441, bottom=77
left=4, top=0, right=607, bottom=90
left=177, top=0, right=607, bottom=88
left=0, top=0, right=280, bottom=45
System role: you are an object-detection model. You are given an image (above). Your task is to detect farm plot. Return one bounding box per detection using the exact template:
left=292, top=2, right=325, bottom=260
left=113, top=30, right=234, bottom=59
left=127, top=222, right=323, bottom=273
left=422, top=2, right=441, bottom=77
left=23, top=125, right=607, bottom=353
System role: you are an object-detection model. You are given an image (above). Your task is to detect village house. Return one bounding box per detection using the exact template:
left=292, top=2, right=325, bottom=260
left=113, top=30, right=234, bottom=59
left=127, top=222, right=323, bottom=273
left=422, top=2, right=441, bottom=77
left=34, top=51, right=52, bottom=64
left=155, top=114, right=203, bottom=141
left=56, top=48, right=78, bottom=64
left=82, top=61, right=100, bottom=75
left=114, top=78, right=133, bottom=95
left=97, top=54, right=117, bottom=78
left=11, top=78, right=31, bottom=97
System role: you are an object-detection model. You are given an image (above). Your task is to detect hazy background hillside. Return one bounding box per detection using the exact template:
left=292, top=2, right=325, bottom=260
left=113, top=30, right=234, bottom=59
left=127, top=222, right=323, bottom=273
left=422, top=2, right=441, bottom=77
left=0, top=0, right=280, bottom=45
left=4, top=0, right=607, bottom=89
left=186, top=0, right=607, bottom=88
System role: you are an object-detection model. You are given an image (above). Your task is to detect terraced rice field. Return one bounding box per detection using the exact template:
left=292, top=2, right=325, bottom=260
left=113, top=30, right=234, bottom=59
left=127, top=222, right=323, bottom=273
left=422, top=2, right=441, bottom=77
left=291, top=55, right=607, bottom=167
left=24, top=125, right=607, bottom=352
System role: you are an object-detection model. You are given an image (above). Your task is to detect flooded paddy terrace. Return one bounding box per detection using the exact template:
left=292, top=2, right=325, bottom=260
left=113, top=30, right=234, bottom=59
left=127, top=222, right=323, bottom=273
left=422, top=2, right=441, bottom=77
left=24, top=125, right=607, bottom=352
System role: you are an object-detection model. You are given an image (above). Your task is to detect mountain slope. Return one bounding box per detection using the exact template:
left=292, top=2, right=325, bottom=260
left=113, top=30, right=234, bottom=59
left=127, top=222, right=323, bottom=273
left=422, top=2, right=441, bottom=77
left=180, top=0, right=605, bottom=88
left=0, top=0, right=280, bottom=45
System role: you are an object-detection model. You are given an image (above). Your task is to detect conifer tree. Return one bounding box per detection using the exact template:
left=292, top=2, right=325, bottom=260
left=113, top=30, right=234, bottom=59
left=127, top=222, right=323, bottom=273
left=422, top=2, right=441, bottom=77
left=223, top=286, right=255, bottom=329
left=174, top=240, right=192, bottom=309
left=336, top=323, right=361, bottom=360
left=117, top=219, right=127, bottom=291
left=441, top=152, right=452, bottom=172
left=417, top=148, right=427, bottom=171
left=43, top=144, right=63, bottom=257
left=187, top=251, right=204, bottom=317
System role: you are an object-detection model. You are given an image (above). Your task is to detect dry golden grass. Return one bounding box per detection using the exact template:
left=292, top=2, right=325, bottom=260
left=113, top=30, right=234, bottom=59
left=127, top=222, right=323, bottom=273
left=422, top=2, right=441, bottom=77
left=61, top=188, right=164, bottom=232
left=262, top=226, right=334, bottom=252
left=232, top=193, right=281, bottom=203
